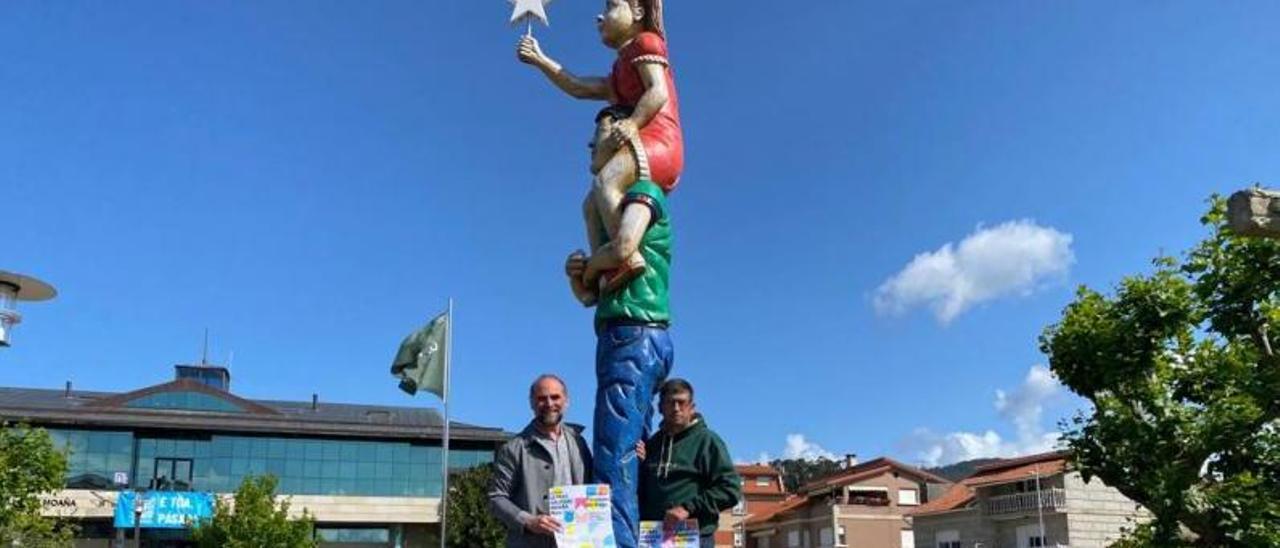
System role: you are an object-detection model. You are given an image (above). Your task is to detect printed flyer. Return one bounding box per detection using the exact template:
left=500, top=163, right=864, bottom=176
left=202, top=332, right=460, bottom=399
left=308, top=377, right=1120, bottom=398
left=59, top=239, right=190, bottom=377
left=548, top=484, right=616, bottom=548
left=638, top=519, right=700, bottom=548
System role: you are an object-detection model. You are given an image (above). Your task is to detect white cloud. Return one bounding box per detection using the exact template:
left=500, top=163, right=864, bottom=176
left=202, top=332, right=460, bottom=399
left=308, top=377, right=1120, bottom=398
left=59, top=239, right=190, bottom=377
left=874, top=220, right=1074, bottom=324
left=905, top=365, right=1065, bottom=467
left=783, top=434, right=837, bottom=461
left=996, top=365, right=1061, bottom=443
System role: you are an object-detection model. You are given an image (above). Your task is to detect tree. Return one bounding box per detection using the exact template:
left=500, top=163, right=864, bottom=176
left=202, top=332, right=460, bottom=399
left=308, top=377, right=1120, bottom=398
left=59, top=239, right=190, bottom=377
left=445, top=464, right=504, bottom=548
left=190, top=475, right=316, bottom=548
left=0, top=423, right=76, bottom=547
left=768, top=457, right=843, bottom=493
left=1040, top=197, right=1280, bottom=547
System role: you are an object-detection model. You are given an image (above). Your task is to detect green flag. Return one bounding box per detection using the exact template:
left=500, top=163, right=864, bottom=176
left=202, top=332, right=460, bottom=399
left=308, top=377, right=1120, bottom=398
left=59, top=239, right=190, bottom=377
left=390, top=311, right=448, bottom=398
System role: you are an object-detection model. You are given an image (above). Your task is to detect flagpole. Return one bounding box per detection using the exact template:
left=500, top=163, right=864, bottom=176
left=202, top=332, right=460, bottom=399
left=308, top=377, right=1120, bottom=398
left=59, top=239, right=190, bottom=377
left=440, top=298, right=453, bottom=548
left=440, top=299, right=455, bottom=548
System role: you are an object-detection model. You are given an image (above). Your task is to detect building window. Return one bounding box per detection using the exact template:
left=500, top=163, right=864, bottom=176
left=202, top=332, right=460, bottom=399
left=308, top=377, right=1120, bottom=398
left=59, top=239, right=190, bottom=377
left=130, top=435, right=493, bottom=497
left=898, top=488, right=919, bottom=506
left=756, top=476, right=771, bottom=487
left=787, top=530, right=799, bottom=547
left=124, top=391, right=245, bottom=413
left=936, top=529, right=960, bottom=548
left=819, top=527, right=833, bottom=546
left=734, top=531, right=744, bottom=547
left=315, top=527, right=390, bottom=543
left=838, top=526, right=847, bottom=546
left=1016, top=525, right=1047, bottom=548
left=47, top=429, right=134, bottom=489
left=760, top=537, right=770, bottom=548
left=847, top=487, right=890, bottom=506
left=151, top=457, right=193, bottom=490
left=1015, top=479, right=1041, bottom=492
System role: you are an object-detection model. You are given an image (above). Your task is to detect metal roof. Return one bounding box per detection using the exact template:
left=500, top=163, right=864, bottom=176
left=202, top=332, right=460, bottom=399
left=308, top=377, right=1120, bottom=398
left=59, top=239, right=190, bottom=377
left=0, top=383, right=507, bottom=443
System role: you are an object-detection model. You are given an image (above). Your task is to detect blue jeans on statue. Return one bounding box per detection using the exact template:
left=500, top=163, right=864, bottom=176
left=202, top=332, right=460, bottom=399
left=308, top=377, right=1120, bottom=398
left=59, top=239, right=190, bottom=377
left=593, top=323, right=674, bottom=548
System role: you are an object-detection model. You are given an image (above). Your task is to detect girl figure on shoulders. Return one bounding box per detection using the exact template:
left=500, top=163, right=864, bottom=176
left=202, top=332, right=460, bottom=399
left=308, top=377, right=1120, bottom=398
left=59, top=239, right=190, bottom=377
left=518, top=0, right=683, bottom=294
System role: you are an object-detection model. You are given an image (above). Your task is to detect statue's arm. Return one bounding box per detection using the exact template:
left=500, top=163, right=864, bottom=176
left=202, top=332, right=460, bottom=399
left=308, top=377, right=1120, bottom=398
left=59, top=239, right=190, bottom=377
left=518, top=36, right=611, bottom=101
left=626, top=62, right=668, bottom=129
left=585, top=202, right=653, bottom=280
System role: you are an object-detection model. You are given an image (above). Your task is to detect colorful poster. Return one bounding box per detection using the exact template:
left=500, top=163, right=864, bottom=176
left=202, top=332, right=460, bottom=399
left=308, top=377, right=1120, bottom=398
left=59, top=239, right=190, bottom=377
left=548, top=484, right=616, bottom=548
left=638, top=519, right=700, bottom=548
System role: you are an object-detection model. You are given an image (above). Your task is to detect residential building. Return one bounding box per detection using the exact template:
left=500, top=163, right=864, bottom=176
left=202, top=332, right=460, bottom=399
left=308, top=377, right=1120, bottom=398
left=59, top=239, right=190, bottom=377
left=0, top=363, right=508, bottom=547
left=745, top=457, right=952, bottom=548
left=911, top=451, right=1149, bottom=548
left=715, top=464, right=789, bottom=547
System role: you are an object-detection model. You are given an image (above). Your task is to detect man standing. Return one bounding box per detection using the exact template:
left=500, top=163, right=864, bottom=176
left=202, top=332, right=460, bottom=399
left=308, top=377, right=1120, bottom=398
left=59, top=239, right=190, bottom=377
left=489, top=375, right=593, bottom=548
left=639, top=379, right=741, bottom=548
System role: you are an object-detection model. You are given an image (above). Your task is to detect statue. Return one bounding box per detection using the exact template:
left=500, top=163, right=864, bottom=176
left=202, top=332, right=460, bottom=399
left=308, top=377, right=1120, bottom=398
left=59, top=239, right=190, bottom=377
left=1228, top=187, right=1280, bottom=238
left=517, top=2, right=680, bottom=546
left=518, top=0, right=682, bottom=293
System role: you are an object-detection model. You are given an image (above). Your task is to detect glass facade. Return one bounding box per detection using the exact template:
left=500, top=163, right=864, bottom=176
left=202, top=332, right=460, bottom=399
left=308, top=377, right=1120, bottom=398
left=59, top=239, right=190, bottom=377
left=48, top=428, right=494, bottom=498
left=124, top=391, right=245, bottom=413
left=47, top=429, right=133, bottom=489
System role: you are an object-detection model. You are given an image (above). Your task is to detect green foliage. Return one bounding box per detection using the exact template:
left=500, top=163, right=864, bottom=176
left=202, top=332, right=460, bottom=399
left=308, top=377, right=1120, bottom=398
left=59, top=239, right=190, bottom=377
left=445, top=464, right=504, bottom=548
left=0, top=423, right=76, bottom=547
left=926, top=458, right=1002, bottom=482
left=190, top=475, right=316, bottom=548
left=768, top=457, right=843, bottom=493
left=1041, top=197, right=1280, bottom=547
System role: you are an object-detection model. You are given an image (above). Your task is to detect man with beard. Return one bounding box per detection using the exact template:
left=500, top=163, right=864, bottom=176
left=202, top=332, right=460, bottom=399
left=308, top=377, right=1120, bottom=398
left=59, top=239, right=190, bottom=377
left=489, top=374, right=593, bottom=548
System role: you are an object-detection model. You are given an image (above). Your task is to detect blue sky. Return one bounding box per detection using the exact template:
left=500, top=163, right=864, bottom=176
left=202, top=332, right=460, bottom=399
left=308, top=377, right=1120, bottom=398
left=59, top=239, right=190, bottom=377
left=4, top=1, right=1279, bottom=467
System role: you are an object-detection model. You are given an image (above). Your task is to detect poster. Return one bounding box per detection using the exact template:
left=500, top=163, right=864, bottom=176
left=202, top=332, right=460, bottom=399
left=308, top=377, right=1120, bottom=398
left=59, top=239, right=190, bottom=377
left=548, top=483, right=616, bottom=548
left=638, top=519, right=700, bottom=548
left=114, top=491, right=214, bottom=529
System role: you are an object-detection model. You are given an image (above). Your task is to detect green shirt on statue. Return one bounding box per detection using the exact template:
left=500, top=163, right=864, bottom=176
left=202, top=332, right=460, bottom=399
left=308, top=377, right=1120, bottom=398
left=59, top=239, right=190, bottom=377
left=595, top=179, right=672, bottom=325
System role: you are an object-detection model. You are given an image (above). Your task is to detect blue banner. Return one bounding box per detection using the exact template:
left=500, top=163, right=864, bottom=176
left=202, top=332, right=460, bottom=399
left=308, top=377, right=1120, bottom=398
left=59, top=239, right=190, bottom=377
left=114, top=491, right=215, bottom=529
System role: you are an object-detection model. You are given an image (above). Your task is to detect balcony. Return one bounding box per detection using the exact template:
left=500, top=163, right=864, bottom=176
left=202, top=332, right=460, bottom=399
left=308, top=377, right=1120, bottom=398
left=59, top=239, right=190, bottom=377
left=983, top=488, right=1066, bottom=515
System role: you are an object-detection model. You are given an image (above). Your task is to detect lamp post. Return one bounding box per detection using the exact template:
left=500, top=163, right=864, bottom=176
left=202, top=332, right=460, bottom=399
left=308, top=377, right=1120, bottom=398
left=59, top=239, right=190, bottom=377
left=133, top=490, right=143, bottom=548
left=0, top=270, right=57, bottom=347
left=1033, top=466, right=1046, bottom=547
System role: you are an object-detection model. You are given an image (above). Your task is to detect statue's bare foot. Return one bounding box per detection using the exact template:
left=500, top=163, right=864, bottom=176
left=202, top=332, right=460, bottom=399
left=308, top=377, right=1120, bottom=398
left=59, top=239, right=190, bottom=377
left=599, top=253, right=647, bottom=295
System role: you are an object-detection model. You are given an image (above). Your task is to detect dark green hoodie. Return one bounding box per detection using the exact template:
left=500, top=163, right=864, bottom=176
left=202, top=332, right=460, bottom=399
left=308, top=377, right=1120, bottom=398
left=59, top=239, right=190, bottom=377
left=638, top=415, right=742, bottom=537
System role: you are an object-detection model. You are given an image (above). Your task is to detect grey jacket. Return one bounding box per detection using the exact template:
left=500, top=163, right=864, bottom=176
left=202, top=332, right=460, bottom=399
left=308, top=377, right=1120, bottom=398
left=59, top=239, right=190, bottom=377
left=488, top=421, right=592, bottom=548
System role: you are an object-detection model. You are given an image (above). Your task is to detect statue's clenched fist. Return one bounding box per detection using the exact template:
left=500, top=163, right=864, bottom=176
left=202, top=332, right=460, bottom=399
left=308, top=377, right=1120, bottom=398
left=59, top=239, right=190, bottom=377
left=517, top=35, right=545, bottom=66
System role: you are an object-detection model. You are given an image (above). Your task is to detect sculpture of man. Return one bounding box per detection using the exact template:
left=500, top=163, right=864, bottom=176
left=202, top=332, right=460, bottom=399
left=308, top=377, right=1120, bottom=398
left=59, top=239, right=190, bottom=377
left=518, top=0, right=682, bottom=293
left=561, top=106, right=674, bottom=548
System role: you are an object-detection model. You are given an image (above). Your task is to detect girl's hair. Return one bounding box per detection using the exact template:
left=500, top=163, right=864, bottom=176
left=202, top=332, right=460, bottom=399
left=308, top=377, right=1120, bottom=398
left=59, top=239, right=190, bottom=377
left=629, top=0, right=665, bottom=38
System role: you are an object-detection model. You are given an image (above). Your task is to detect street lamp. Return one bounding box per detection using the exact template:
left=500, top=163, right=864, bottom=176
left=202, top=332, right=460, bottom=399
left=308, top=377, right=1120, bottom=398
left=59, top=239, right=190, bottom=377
left=0, top=270, right=57, bottom=347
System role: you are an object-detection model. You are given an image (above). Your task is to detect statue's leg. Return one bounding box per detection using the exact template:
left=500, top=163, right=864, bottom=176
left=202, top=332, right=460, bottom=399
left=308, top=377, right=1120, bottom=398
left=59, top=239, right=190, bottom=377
left=592, top=149, right=647, bottom=292
left=593, top=146, right=639, bottom=240
left=593, top=324, right=674, bottom=548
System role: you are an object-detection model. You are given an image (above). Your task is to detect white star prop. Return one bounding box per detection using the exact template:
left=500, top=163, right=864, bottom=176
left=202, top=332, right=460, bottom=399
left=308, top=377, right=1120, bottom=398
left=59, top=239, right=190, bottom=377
left=509, top=0, right=551, bottom=31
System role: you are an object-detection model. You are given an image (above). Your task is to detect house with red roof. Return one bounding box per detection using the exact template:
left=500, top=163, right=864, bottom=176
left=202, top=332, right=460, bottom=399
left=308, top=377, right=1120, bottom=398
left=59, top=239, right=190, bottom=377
left=743, top=457, right=952, bottom=548
left=714, top=464, right=790, bottom=547
left=910, top=451, right=1149, bottom=548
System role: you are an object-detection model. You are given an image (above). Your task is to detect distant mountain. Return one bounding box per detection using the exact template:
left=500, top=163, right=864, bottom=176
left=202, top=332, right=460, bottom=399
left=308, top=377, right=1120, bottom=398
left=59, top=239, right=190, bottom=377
left=927, top=458, right=1002, bottom=482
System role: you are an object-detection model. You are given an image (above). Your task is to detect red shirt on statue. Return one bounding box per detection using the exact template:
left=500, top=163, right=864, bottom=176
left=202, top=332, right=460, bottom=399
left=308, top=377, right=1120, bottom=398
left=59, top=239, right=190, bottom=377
left=609, top=31, right=684, bottom=193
